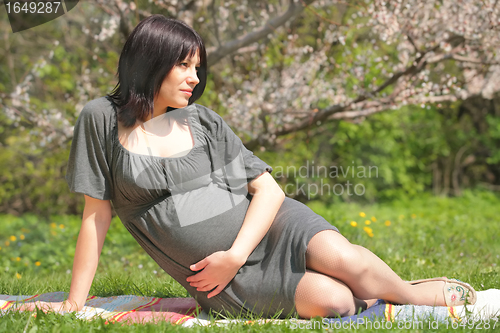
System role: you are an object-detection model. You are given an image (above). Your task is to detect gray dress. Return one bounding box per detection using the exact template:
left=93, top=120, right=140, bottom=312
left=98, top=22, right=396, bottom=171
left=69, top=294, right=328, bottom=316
left=66, top=97, right=338, bottom=318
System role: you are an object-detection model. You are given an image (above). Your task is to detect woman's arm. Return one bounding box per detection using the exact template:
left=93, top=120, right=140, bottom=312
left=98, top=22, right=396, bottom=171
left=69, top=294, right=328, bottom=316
left=66, top=195, right=112, bottom=310
left=19, top=195, right=112, bottom=312
left=187, top=172, right=285, bottom=298
left=228, top=171, right=285, bottom=261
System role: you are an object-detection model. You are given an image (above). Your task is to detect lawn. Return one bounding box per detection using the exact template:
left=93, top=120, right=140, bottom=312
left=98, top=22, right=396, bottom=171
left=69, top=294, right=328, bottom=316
left=1, top=189, right=499, bottom=332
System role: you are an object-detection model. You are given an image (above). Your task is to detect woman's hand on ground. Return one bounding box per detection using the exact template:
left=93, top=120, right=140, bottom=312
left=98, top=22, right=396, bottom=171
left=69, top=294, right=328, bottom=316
left=187, top=250, right=246, bottom=298
left=15, top=300, right=79, bottom=313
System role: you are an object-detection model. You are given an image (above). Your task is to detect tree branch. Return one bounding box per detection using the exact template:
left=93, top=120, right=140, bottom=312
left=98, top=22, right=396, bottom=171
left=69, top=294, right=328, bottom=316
left=262, top=46, right=468, bottom=145
left=3, top=31, right=17, bottom=88
left=115, top=1, right=132, bottom=39
left=207, top=0, right=316, bottom=67
left=299, top=0, right=344, bottom=26
left=452, top=54, right=500, bottom=65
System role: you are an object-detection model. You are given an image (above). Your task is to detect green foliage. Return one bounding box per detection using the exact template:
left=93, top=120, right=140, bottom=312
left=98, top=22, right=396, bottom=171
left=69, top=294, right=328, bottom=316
left=0, top=123, right=79, bottom=216
left=261, top=101, right=500, bottom=204
left=1, top=1, right=499, bottom=217
left=485, top=115, right=500, bottom=164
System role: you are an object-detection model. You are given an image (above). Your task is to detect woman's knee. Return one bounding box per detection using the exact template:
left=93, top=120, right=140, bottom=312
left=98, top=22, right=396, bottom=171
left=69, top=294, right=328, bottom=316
left=306, top=232, right=369, bottom=277
left=295, top=272, right=356, bottom=318
left=339, top=245, right=370, bottom=276
left=296, top=286, right=355, bottom=318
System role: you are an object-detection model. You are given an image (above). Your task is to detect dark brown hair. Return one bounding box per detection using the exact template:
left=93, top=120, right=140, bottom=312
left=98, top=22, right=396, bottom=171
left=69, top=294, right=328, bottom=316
left=109, top=15, right=207, bottom=127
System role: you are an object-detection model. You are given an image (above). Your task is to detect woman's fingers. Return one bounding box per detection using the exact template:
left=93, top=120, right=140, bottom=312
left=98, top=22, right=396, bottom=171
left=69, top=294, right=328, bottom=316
left=190, top=257, right=209, bottom=272
left=15, top=301, right=70, bottom=313
left=207, top=285, right=224, bottom=298
left=187, top=272, right=210, bottom=287
left=186, top=251, right=240, bottom=296
left=186, top=271, right=219, bottom=291
left=196, top=283, right=215, bottom=292
left=189, top=278, right=214, bottom=290
left=188, top=279, right=207, bottom=288
left=16, top=301, right=48, bottom=312
left=187, top=276, right=214, bottom=291
left=15, top=303, right=33, bottom=311
left=186, top=269, right=207, bottom=283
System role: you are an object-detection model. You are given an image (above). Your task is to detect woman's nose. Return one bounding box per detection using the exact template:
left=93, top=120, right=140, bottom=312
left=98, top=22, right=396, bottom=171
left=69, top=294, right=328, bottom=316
left=187, top=68, right=200, bottom=85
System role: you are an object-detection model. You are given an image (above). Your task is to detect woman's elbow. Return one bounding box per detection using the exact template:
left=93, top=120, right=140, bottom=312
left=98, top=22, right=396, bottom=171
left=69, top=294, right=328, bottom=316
left=274, top=183, right=285, bottom=202
left=250, top=172, right=285, bottom=202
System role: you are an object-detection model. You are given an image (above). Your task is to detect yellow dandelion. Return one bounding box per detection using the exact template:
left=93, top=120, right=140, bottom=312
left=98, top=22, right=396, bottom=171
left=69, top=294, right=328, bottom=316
left=16, top=257, right=21, bottom=262
left=363, top=226, right=373, bottom=234
left=0, top=246, right=2, bottom=251
left=5, top=241, right=10, bottom=247
left=50, top=222, right=56, bottom=228
left=368, top=232, right=374, bottom=238
left=20, top=234, right=25, bottom=240
left=371, top=216, right=377, bottom=222
left=359, top=212, right=366, bottom=217
left=59, top=224, right=65, bottom=229
left=365, top=220, right=371, bottom=225
left=411, top=214, right=417, bottom=219
left=385, top=220, right=391, bottom=226
left=9, top=235, right=16, bottom=242
left=350, top=221, right=358, bottom=227
left=16, top=273, right=22, bottom=279
left=35, top=261, right=41, bottom=266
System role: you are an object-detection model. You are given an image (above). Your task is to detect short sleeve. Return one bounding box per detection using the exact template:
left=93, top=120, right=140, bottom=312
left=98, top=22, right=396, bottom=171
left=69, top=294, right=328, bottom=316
left=196, top=104, right=272, bottom=184
left=216, top=118, right=273, bottom=182
left=65, top=100, right=113, bottom=200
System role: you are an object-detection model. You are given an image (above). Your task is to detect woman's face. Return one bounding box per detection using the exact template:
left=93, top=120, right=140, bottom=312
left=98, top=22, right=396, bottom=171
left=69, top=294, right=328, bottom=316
left=154, top=51, right=200, bottom=115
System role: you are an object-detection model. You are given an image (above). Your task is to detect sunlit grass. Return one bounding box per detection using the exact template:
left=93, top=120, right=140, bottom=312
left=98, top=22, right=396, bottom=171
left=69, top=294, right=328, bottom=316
left=1, top=189, right=499, bottom=331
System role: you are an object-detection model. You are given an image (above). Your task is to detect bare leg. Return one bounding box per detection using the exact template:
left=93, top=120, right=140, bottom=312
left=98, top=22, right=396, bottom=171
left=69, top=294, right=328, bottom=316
left=295, top=270, right=369, bottom=318
left=305, top=230, right=446, bottom=306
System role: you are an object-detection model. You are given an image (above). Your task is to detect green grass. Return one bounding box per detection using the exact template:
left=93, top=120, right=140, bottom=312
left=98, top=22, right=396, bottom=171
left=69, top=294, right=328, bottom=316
left=1, top=189, right=499, bottom=331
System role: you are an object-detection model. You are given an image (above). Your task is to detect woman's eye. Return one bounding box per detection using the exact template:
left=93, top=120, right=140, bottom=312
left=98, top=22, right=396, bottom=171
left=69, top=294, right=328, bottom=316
left=180, top=62, right=188, bottom=67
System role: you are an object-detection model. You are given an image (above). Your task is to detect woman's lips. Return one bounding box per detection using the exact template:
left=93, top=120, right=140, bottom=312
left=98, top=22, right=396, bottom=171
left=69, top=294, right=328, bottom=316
left=181, top=90, right=193, bottom=96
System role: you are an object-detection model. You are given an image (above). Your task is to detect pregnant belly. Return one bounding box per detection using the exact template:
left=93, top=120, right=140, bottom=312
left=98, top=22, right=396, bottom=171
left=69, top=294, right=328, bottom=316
left=127, top=195, right=251, bottom=268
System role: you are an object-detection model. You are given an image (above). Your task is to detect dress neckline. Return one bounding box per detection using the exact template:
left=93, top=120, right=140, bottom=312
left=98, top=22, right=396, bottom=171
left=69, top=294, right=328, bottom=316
left=114, top=105, right=198, bottom=160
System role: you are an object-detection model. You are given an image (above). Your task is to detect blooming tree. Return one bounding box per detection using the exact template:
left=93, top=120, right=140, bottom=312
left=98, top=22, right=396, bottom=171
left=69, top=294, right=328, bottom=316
left=1, top=0, right=499, bottom=150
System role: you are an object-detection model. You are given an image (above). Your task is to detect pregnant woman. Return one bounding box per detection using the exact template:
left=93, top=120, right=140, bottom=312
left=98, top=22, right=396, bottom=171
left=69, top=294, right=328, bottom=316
left=23, top=15, right=476, bottom=319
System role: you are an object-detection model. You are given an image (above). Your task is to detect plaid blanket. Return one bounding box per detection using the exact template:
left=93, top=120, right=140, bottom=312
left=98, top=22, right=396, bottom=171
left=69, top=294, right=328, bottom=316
left=0, top=292, right=198, bottom=324
left=1, top=289, right=499, bottom=327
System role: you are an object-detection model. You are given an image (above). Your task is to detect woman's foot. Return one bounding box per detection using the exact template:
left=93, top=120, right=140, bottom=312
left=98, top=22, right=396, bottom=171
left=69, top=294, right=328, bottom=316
left=408, top=277, right=477, bottom=306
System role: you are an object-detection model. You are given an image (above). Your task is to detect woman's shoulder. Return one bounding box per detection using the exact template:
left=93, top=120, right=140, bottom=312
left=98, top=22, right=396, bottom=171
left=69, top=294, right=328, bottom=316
left=74, top=97, right=117, bottom=141
left=193, top=103, right=223, bottom=122
left=79, top=96, right=117, bottom=121
left=192, top=103, right=229, bottom=135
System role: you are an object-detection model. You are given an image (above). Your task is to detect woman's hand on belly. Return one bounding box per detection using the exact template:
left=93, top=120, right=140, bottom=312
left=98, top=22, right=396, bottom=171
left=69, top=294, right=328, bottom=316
left=186, top=250, right=246, bottom=298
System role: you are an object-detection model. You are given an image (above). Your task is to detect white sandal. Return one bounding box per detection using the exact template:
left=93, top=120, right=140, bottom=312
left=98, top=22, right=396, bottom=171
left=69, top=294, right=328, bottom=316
left=408, top=277, right=477, bottom=306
